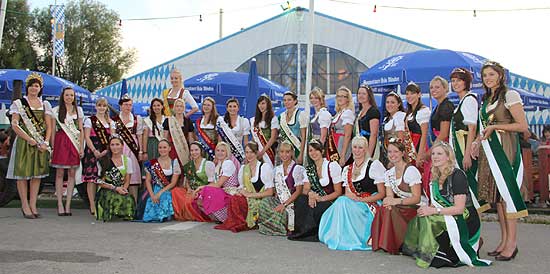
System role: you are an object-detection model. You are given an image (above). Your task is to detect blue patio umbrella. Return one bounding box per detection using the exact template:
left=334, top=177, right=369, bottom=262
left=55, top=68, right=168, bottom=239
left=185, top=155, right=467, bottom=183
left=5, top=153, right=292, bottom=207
left=245, top=58, right=260, bottom=119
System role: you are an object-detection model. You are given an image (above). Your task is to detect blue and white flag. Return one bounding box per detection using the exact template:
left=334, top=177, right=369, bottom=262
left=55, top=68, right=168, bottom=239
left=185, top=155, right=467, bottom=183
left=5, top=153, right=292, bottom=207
left=50, top=5, right=65, bottom=57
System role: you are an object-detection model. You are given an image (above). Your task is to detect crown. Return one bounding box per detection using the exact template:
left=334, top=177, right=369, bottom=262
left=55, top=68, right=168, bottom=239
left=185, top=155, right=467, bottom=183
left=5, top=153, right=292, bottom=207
left=25, top=72, right=43, bottom=87
left=121, top=93, right=131, bottom=100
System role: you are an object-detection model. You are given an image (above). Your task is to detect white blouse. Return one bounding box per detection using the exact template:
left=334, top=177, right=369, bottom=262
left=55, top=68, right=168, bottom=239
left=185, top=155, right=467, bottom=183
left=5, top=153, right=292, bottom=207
left=167, top=88, right=199, bottom=109
left=250, top=116, right=280, bottom=130
left=120, top=113, right=144, bottom=135
left=305, top=159, right=343, bottom=186
left=485, top=89, right=522, bottom=113
left=312, top=108, right=332, bottom=128
left=281, top=108, right=309, bottom=129
left=455, top=93, right=478, bottom=126
left=275, top=162, right=306, bottom=186
left=144, top=116, right=166, bottom=137
left=238, top=161, right=274, bottom=189
left=225, top=116, right=251, bottom=142
left=407, top=107, right=430, bottom=125
left=384, top=111, right=406, bottom=131
left=217, top=159, right=236, bottom=178
left=51, top=106, right=84, bottom=121
left=83, top=117, right=116, bottom=130
left=332, top=109, right=355, bottom=128
left=384, top=165, right=422, bottom=187
left=201, top=159, right=216, bottom=182
left=9, top=97, right=53, bottom=116
left=341, top=159, right=386, bottom=187
left=200, top=116, right=216, bottom=129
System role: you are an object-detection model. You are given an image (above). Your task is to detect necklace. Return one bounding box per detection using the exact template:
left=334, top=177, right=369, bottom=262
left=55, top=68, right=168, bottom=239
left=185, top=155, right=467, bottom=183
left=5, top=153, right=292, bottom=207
left=352, top=159, right=366, bottom=180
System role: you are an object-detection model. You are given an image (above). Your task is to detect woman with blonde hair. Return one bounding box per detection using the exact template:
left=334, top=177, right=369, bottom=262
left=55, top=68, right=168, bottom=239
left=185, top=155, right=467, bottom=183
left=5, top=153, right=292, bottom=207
left=309, top=87, right=332, bottom=143
left=403, top=141, right=490, bottom=268
left=328, top=86, right=355, bottom=166
left=162, top=68, right=199, bottom=117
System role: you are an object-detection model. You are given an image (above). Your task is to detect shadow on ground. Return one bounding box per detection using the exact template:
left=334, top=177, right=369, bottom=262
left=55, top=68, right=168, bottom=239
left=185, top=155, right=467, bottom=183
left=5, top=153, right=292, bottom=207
left=0, top=250, right=110, bottom=263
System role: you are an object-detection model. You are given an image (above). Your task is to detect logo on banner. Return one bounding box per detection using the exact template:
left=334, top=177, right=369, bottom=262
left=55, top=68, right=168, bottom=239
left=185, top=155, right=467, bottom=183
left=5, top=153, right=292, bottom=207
left=379, top=55, right=404, bottom=70
left=197, top=73, right=219, bottom=82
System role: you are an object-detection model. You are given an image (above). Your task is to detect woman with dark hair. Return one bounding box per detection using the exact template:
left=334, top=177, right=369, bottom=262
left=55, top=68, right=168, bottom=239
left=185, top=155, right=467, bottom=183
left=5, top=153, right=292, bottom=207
left=356, top=84, right=380, bottom=159
left=83, top=98, right=115, bottom=216
left=382, top=92, right=414, bottom=166
left=172, top=141, right=215, bottom=221
left=472, top=61, right=528, bottom=261
left=95, top=136, right=136, bottom=221
left=50, top=87, right=84, bottom=216
left=371, top=139, right=424, bottom=254
left=162, top=69, right=199, bottom=117
left=250, top=95, right=279, bottom=166
left=141, top=98, right=165, bottom=162
left=218, top=98, right=250, bottom=163
left=215, top=142, right=274, bottom=232
left=137, top=139, right=180, bottom=222
left=163, top=98, right=194, bottom=167
left=405, top=83, right=430, bottom=167
left=7, top=73, right=53, bottom=219
left=194, top=97, right=220, bottom=160
left=403, top=141, right=490, bottom=268
left=288, top=139, right=343, bottom=241
left=278, top=91, right=308, bottom=164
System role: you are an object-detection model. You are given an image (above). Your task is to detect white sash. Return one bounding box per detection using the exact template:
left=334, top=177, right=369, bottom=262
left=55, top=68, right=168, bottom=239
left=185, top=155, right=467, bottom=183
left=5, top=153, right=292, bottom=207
left=216, top=118, right=245, bottom=162
left=274, top=165, right=295, bottom=231
left=53, top=106, right=81, bottom=153
left=14, top=100, right=52, bottom=153
left=279, top=109, right=301, bottom=151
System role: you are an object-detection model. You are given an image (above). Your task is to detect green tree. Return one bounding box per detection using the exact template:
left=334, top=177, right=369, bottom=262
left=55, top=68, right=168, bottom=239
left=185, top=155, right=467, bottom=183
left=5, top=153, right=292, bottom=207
left=31, top=0, right=136, bottom=91
left=0, top=0, right=38, bottom=69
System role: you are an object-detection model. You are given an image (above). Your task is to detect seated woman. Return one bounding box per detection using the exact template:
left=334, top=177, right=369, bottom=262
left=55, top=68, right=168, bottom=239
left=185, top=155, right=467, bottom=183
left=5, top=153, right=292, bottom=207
left=137, top=139, right=180, bottom=222
left=95, top=136, right=136, bottom=221
left=215, top=142, right=274, bottom=232
left=403, top=141, right=490, bottom=268
left=319, top=136, right=386, bottom=250
left=288, top=139, right=343, bottom=242
left=172, top=142, right=215, bottom=222
left=371, top=139, right=424, bottom=254
left=196, top=142, right=240, bottom=222
left=258, top=141, right=305, bottom=236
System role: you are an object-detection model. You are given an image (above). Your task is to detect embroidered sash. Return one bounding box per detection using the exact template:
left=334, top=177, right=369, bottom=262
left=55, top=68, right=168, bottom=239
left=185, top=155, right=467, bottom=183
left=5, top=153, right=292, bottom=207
left=195, top=118, right=217, bottom=160
left=90, top=115, right=110, bottom=151
left=242, top=163, right=264, bottom=228
left=168, top=116, right=190, bottom=166
left=97, top=158, right=127, bottom=187
left=216, top=118, right=245, bottom=163
left=274, top=164, right=295, bottom=230
left=144, top=159, right=171, bottom=187
left=279, top=109, right=302, bottom=159
left=431, top=181, right=491, bottom=267
left=53, top=106, right=81, bottom=153
left=14, top=99, right=51, bottom=153
left=252, top=126, right=275, bottom=166
left=387, top=167, right=414, bottom=199
left=112, top=115, right=140, bottom=159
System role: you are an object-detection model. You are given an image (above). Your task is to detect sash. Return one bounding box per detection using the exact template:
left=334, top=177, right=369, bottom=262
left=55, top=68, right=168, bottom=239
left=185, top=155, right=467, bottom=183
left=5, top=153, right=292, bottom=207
left=279, top=109, right=302, bottom=159
left=112, top=115, right=140, bottom=159
left=387, top=167, right=414, bottom=199
left=274, top=164, right=295, bottom=230
left=97, top=158, right=127, bottom=187
left=90, top=115, right=110, bottom=151
left=144, top=159, right=171, bottom=187
left=306, top=159, right=329, bottom=196
left=53, top=106, right=81, bottom=153
left=326, top=126, right=341, bottom=163
left=216, top=118, right=245, bottom=163
left=242, top=163, right=264, bottom=228
left=14, top=99, right=51, bottom=153
left=168, top=116, right=190, bottom=166
left=144, top=117, right=163, bottom=142
left=479, top=101, right=527, bottom=218
left=195, top=118, right=217, bottom=160
left=431, top=181, right=491, bottom=267
left=252, top=126, right=275, bottom=166
left=346, top=161, right=378, bottom=216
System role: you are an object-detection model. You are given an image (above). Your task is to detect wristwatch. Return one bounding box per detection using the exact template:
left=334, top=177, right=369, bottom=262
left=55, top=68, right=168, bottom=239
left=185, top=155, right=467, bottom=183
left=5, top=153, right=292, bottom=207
left=436, top=208, right=442, bottom=215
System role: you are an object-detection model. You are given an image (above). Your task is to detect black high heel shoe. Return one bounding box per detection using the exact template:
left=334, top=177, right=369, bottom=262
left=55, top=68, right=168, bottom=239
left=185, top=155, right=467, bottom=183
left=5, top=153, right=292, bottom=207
left=487, top=247, right=503, bottom=257
left=495, top=248, right=518, bottom=261
left=21, top=209, right=36, bottom=219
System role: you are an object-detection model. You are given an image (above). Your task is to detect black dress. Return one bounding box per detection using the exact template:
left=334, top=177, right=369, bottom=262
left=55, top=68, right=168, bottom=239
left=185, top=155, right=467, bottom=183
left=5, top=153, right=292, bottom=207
left=430, top=98, right=454, bottom=140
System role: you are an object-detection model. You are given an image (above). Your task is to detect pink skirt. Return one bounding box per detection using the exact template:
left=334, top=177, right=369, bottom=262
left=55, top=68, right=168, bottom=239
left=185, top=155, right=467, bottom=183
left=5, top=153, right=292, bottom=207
left=197, top=186, right=231, bottom=222
left=51, top=130, right=80, bottom=168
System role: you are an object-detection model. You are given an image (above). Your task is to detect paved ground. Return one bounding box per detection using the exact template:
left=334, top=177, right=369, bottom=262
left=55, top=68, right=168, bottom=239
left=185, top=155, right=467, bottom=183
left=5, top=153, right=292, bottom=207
left=0, top=208, right=548, bottom=274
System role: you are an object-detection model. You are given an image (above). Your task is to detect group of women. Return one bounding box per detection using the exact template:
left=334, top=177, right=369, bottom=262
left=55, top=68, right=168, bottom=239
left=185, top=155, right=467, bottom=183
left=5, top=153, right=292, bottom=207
left=9, top=62, right=529, bottom=268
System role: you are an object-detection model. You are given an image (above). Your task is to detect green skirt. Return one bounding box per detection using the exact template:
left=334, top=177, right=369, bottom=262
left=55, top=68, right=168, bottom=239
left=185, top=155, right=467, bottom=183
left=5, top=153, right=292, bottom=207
left=8, top=137, right=49, bottom=179
left=96, top=188, right=136, bottom=222
left=258, top=196, right=288, bottom=236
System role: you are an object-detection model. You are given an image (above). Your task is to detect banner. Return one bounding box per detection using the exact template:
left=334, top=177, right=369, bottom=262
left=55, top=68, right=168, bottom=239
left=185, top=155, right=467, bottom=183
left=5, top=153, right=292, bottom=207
left=50, top=5, right=65, bottom=57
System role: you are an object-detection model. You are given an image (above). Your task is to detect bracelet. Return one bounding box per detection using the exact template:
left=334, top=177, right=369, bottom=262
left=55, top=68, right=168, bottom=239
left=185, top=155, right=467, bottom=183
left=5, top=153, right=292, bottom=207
left=472, top=141, right=479, bottom=145
left=139, top=151, right=143, bottom=154
left=400, top=198, right=404, bottom=205
left=112, top=186, right=117, bottom=192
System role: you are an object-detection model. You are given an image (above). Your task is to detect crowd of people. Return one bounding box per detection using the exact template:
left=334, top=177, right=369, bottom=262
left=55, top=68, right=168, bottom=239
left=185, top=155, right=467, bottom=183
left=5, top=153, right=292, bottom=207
left=8, top=62, right=532, bottom=268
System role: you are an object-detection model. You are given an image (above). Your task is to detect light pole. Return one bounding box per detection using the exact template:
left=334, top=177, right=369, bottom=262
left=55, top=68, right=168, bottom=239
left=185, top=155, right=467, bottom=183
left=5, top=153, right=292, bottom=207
left=0, top=0, right=8, bottom=49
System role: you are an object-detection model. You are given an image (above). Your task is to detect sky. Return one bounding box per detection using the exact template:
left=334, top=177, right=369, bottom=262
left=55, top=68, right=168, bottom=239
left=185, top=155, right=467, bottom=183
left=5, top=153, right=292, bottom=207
left=27, top=0, right=550, bottom=84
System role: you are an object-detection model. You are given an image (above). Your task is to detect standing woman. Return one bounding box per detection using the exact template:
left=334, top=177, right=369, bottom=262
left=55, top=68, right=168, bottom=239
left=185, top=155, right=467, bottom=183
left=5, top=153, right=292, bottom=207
left=217, top=98, right=250, bottom=163
left=138, top=140, right=180, bottom=222
left=194, top=97, right=220, bottom=160
left=141, top=98, right=165, bottom=162
left=7, top=73, right=53, bottom=219
left=162, top=69, right=199, bottom=117
left=429, top=76, right=454, bottom=143
left=382, top=92, right=413, bottom=166
left=250, top=95, right=279, bottom=166
left=82, top=98, right=114, bottom=215
left=288, top=139, right=343, bottom=242
left=112, top=95, right=143, bottom=202
left=50, top=87, right=84, bottom=216
left=449, top=68, right=485, bottom=211
left=309, top=88, right=332, bottom=143
left=319, top=136, right=386, bottom=251
left=356, top=84, right=380, bottom=160
left=371, top=139, right=423, bottom=254
left=163, top=98, right=194, bottom=167
left=95, top=137, right=136, bottom=221
left=172, top=142, right=215, bottom=222
left=473, top=61, right=528, bottom=261
left=278, top=91, right=308, bottom=164
left=215, top=142, right=274, bottom=232
left=258, top=141, right=306, bottom=236
left=403, top=141, right=490, bottom=268
left=328, top=86, right=355, bottom=166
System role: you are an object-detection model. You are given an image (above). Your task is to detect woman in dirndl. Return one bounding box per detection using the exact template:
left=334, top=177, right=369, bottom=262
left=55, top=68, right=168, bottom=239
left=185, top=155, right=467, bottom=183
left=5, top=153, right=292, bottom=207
left=250, top=95, right=279, bottom=167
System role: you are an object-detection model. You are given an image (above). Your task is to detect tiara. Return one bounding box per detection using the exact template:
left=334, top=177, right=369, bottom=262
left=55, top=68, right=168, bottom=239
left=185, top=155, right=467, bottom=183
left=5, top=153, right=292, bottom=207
left=260, top=93, right=270, bottom=98
left=25, top=72, right=43, bottom=87
left=452, top=67, right=467, bottom=74
left=387, top=90, right=399, bottom=97
left=388, top=137, right=402, bottom=144
left=483, top=60, right=503, bottom=68
left=284, top=91, right=296, bottom=96
left=309, top=138, right=321, bottom=145
left=120, top=93, right=131, bottom=100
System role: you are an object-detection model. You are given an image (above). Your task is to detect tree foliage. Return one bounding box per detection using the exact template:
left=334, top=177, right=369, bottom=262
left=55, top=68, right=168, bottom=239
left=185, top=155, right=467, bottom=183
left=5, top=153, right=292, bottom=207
left=0, top=0, right=38, bottom=69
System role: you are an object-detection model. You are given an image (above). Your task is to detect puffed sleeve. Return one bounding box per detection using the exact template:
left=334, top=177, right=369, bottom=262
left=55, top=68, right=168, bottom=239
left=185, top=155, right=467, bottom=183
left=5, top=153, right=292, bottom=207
left=173, top=160, right=182, bottom=175
left=383, top=169, right=392, bottom=187
left=205, top=161, right=216, bottom=182
left=328, top=161, right=343, bottom=184
left=368, top=160, right=386, bottom=184
left=9, top=100, right=21, bottom=115
left=318, top=109, right=332, bottom=128
left=260, top=163, right=274, bottom=188
left=136, top=115, right=144, bottom=135
left=415, top=107, right=431, bottom=125
left=292, top=165, right=306, bottom=186
left=393, top=111, right=406, bottom=131
left=439, top=101, right=454, bottom=122
left=450, top=169, right=468, bottom=196
left=299, top=110, right=308, bottom=129
left=504, top=89, right=523, bottom=109
left=341, top=109, right=355, bottom=125
left=403, top=166, right=422, bottom=186
left=461, top=96, right=479, bottom=125
left=341, top=166, right=350, bottom=187
left=125, top=156, right=134, bottom=175
left=83, top=117, right=92, bottom=128
left=271, top=116, right=280, bottom=129
left=183, top=89, right=199, bottom=109
left=221, top=160, right=236, bottom=177
left=241, top=116, right=251, bottom=137
left=43, top=100, right=54, bottom=116
left=237, top=165, right=245, bottom=189
left=77, top=106, right=84, bottom=118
